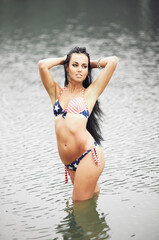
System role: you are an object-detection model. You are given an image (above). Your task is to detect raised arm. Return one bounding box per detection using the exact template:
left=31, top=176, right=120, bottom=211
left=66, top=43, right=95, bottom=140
left=84, top=56, right=118, bottom=113
left=90, top=56, right=119, bottom=97
left=38, top=57, right=66, bottom=104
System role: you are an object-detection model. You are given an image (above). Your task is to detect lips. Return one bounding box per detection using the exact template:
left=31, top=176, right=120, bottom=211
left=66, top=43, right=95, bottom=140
left=76, top=74, right=82, bottom=78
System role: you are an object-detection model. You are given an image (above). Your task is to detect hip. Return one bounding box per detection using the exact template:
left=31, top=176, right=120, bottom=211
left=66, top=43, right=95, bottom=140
left=57, top=132, right=98, bottom=165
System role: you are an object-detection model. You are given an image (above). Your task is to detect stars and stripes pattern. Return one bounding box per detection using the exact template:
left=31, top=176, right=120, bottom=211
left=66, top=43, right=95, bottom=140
left=65, top=166, right=68, bottom=184
left=53, top=87, right=89, bottom=119
left=65, top=142, right=100, bottom=184
left=66, top=96, right=86, bottom=113
left=53, top=99, right=63, bottom=116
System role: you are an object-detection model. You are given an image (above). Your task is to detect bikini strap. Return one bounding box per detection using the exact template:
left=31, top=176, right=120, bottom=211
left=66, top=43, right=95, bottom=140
left=82, top=87, right=88, bottom=111
left=82, top=87, right=85, bottom=97
left=57, top=87, right=66, bottom=100
left=65, top=166, right=68, bottom=184
left=91, top=142, right=100, bottom=165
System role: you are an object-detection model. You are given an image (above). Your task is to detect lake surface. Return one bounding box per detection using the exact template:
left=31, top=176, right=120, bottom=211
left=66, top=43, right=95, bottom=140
left=0, top=0, right=159, bottom=239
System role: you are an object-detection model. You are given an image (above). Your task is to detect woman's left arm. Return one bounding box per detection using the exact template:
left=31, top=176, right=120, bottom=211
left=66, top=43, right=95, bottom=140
left=90, top=56, right=119, bottom=98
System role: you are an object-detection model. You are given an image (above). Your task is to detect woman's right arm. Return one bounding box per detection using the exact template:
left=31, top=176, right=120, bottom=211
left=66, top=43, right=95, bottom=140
left=38, top=57, right=65, bottom=104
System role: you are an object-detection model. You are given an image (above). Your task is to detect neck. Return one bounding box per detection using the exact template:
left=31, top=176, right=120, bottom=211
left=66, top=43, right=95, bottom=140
left=67, top=81, right=83, bottom=93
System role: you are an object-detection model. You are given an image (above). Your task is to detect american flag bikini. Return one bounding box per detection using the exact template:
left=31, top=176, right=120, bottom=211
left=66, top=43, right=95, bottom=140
left=54, top=87, right=89, bottom=119
left=53, top=86, right=100, bottom=183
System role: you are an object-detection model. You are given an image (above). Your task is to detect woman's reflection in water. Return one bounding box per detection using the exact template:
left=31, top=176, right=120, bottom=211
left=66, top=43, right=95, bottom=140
left=55, top=193, right=110, bottom=239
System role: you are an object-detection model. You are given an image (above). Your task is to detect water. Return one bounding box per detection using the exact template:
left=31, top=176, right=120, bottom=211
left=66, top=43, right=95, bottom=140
left=0, top=0, right=159, bottom=239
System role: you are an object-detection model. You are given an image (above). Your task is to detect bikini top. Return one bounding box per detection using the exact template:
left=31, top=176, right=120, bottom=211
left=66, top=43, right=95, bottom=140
left=53, top=87, right=89, bottom=119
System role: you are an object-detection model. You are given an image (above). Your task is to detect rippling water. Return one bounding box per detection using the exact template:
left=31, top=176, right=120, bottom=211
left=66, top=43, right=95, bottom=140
left=0, top=0, right=159, bottom=239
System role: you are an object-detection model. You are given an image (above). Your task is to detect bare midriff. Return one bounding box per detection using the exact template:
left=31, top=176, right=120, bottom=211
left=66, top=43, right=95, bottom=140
left=54, top=113, right=94, bottom=165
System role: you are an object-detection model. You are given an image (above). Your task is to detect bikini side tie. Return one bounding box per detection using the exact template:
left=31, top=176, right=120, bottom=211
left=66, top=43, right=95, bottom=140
left=91, top=142, right=101, bottom=165
left=65, top=166, right=68, bottom=184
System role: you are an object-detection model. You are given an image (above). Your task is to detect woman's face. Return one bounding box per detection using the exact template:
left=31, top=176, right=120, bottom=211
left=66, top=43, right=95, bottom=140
left=67, top=53, right=89, bottom=83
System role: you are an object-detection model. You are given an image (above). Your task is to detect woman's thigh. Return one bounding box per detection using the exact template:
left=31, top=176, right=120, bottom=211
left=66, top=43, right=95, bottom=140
left=68, top=170, right=100, bottom=193
left=72, top=146, right=105, bottom=201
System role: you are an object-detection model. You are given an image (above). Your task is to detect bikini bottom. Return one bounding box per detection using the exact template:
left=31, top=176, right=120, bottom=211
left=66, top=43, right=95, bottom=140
left=64, top=141, right=100, bottom=183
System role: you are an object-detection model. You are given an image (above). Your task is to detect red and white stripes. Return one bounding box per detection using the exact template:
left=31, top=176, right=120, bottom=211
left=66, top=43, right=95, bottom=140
left=65, top=97, right=86, bottom=113
left=65, top=166, right=68, bottom=184
left=58, top=87, right=87, bottom=114
left=91, top=146, right=100, bottom=165
left=57, top=87, right=66, bottom=100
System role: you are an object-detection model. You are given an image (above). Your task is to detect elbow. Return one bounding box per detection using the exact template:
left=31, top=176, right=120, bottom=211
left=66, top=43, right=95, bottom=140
left=110, top=56, right=119, bottom=69
left=38, top=60, right=46, bottom=70
left=111, top=56, right=119, bottom=64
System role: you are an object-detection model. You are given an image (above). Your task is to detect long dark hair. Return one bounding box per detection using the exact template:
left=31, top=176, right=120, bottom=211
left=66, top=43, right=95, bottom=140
left=64, top=46, right=103, bottom=144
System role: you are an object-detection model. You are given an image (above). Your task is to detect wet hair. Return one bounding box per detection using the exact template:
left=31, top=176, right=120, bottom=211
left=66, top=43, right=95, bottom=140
left=64, top=46, right=103, bottom=144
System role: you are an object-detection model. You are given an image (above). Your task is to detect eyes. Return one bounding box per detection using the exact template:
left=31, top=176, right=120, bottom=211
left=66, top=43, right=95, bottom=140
left=72, top=63, right=88, bottom=69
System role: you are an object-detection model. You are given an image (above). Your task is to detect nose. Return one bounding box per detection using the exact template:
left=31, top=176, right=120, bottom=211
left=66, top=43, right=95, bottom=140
left=78, top=65, right=82, bottom=72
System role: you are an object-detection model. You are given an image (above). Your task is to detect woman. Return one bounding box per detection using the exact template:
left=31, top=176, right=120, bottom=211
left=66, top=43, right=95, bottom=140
left=38, top=47, right=118, bottom=201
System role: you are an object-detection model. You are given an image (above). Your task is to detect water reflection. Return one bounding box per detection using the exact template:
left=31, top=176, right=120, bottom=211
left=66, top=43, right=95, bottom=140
left=55, top=194, right=110, bottom=240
